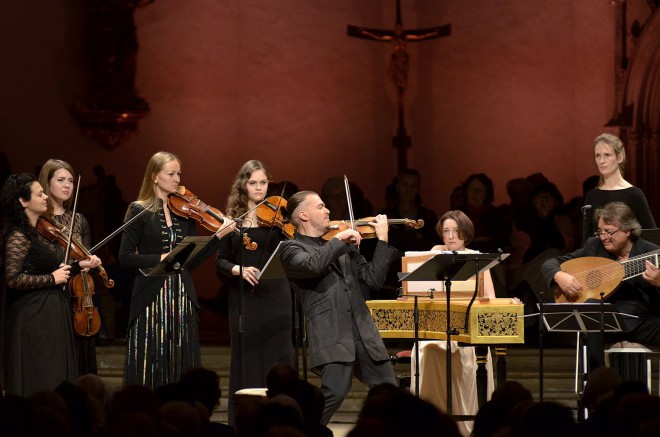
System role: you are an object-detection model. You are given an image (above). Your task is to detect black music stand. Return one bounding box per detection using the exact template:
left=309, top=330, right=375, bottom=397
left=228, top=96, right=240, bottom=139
left=540, top=303, right=628, bottom=333
left=398, top=252, right=505, bottom=416
left=257, top=242, right=307, bottom=379
left=140, top=236, right=214, bottom=276
left=257, top=241, right=285, bottom=280
left=536, top=301, right=631, bottom=413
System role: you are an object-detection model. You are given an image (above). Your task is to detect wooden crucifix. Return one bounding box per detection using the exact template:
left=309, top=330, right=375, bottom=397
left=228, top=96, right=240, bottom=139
left=348, top=0, right=451, bottom=171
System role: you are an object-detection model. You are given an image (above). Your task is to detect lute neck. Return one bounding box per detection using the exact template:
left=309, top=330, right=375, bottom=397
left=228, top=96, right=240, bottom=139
left=623, top=249, right=660, bottom=279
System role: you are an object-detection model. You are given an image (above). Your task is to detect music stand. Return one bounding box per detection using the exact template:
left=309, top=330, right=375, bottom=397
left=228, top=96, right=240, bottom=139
left=140, top=236, right=214, bottom=276
left=257, top=241, right=286, bottom=280
left=257, top=242, right=307, bottom=380
left=540, top=303, right=628, bottom=333
left=536, top=302, right=632, bottom=409
left=398, top=252, right=505, bottom=415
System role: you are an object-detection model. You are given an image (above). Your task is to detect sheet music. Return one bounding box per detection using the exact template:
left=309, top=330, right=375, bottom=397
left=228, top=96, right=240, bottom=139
left=404, top=249, right=482, bottom=256
left=256, top=241, right=286, bottom=280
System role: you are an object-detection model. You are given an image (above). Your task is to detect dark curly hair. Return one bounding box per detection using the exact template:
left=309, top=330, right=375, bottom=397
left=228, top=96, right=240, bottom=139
left=1, top=173, right=38, bottom=236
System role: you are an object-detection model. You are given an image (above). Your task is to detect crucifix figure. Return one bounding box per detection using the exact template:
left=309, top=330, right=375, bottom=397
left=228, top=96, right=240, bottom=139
left=348, top=0, right=451, bottom=171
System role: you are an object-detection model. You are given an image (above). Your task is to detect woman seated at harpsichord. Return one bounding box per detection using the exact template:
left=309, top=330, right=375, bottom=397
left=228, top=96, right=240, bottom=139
left=411, top=210, right=495, bottom=436
left=430, top=210, right=496, bottom=299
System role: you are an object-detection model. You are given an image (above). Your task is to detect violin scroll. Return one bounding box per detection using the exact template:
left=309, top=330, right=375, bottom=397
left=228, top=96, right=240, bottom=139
left=255, top=196, right=295, bottom=239
left=402, top=218, right=424, bottom=229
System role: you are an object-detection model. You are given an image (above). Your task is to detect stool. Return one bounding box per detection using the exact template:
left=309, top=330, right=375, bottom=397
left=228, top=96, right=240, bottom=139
left=605, top=341, right=660, bottom=394
left=234, top=387, right=268, bottom=413
left=391, top=350, right=412, bottom=391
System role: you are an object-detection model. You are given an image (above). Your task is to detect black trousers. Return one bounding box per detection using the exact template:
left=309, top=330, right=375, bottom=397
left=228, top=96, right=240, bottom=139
left=318, top=338, right=396, bottom=425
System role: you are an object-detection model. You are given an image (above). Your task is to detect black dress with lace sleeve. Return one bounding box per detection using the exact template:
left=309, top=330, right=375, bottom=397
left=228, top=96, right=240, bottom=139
left=4, top=228, right=57, bottom=293
left=3, top=226, right=78, bottom=396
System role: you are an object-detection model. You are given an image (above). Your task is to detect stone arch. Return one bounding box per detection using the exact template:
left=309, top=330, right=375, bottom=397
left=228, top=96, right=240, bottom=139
left=623, top=8, right=660, bottom=221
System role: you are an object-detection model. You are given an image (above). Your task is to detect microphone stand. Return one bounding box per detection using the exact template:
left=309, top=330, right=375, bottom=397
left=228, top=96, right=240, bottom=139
left=413, top=295, right=420, bottom=396
left=444, top=252, right=459, bottom=415
left=235, top=217, right=246, bottom=390
left=599, top=292, right=606, bottom=367
left=581, top=205, right=592, bottom=246
left=539, top=288, right=545, bottom=401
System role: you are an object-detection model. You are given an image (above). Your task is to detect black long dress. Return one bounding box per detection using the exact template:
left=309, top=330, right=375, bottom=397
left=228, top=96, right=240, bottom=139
left=215, top=227, right=295, bottom=424
left=3, top=227, right=78, bottom=396
left=119, top=201, right=221, bottom=388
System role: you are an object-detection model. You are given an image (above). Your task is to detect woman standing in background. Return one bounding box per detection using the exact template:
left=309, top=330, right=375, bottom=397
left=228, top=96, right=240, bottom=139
left=39, top=159, right=103, bottom=375
left=584, top=133, right=655, bottom=236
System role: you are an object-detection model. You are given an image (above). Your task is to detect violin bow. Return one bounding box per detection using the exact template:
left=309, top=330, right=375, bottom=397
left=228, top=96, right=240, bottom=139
left=343, top=175, right=359, bottom=247
left=62, top=175, right=82, bottom=266
left=89, top=207, right=149, bottom=253
left=274, top=182, right=288, bottom=222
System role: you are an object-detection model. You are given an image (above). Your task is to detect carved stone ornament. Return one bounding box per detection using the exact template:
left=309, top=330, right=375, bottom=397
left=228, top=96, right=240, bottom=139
left=71, top=0, right=154, bottom=149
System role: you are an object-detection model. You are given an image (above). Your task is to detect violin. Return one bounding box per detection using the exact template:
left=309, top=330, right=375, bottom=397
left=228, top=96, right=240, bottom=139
left=255, top=196, right=295, bottom=239
left=167, top=186, right=257, bottom=250
left=321, top=217, right=424, bottom=241
left=36, top=215, right=115, bottom=288
left=36, top=215, right=112, bottom=338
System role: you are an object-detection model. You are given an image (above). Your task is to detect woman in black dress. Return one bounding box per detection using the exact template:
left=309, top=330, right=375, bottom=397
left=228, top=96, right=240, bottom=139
left=215, top=160, right=295, bottom=424
left=584, top=133, right=656, bottom=235
left=119, top=151, right=234, bottom=388
left=2, top=173, right=100, bottom=396
left=38, top=158, right=103, bottom=376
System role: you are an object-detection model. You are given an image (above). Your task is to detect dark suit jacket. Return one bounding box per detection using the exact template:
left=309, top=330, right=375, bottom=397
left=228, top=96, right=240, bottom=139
left=541, top=236, right=660, bottom=334
left=118, top=201, right=221, bottom=323
left=280, top=235, right=398, bottom=370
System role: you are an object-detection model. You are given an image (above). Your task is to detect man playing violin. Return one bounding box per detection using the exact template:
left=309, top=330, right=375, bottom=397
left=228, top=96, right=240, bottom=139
left=280, top=190, right=398, bottom=425
left=542, top=202, right=660, bottom=367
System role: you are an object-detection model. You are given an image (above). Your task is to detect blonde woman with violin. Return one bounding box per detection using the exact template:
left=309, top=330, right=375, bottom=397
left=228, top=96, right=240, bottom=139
left=38, top=159, right=103, bottom=376
left=215, top=159, right=295, bottom=425
left=1, top=173, right=100, bottom=396
left=119, top=151, right=235, bottom=388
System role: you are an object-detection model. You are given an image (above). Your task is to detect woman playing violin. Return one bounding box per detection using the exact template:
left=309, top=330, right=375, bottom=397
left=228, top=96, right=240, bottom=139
left=38, top=158, right=103, bottom=375
left=119, top=151, right=235, bottom=388
left=1, top=173, right=100, bottom=396
left=215, top=160, right=295, bottom=425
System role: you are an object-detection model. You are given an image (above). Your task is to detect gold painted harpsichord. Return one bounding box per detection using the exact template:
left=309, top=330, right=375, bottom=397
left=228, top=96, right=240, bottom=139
left=366, top=297, right=524, bottom=344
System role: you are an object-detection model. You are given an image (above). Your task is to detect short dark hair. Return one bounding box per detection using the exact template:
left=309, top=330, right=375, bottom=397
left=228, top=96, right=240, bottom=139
left=530, top=182, right=563, bottom=206
left=463, top=173, right=495, bottom=204
left=436, top=210, right=474, bottom=246
left=286, top=191, right=316, bottom=227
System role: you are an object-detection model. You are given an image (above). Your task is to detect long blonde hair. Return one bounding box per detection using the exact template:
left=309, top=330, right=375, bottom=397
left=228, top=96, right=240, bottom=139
left=594, top=133, right=626, bottom=187
left=225, top=160, right=271, bottom=218
left=133, top=151, right=181, bottom=213
left=38, top=159, right=75, bottom=216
